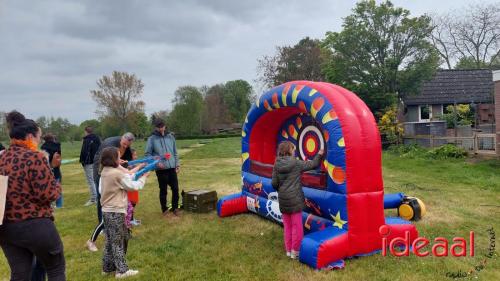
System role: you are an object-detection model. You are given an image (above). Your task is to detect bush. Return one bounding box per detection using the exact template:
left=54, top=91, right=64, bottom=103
left=378, top=106, right=404, bottom=145
left=427, top=144, right=467, bottom=159
left=389, top=144, right=467, bottom=159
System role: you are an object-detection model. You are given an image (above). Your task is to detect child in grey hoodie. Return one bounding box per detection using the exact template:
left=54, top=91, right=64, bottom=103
left=271, top=141, right=323, bottom=259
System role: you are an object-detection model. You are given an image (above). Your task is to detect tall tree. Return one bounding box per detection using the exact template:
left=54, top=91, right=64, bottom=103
left=202, top=84, right=231, bottom=133
left=44, top=117, right=75, bottom=142
left=150, top=110, right=170, bottom=125
left=127, top=112, right=150, bottom=139
left=90, top=71, right=145, bottom=131
left=0, top=111, right=7, bottom=141
left=257, top=37, right=331, bottom=88
left=168, top=86, right=204, bottom=135
left=430, top=3, right=500, bottom=69
left=223, top=80, right=253, bottom=123
left=322, top=0, right=439, bottom=114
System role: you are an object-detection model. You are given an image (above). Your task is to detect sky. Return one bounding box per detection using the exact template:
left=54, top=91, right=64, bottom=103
left=0, top=0, right=496, bottom=124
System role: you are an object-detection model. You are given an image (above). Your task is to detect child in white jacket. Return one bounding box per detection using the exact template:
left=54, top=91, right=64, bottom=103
left=99, top=147, right=149, bottom=279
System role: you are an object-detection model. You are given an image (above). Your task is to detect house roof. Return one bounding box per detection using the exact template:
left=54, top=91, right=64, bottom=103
left=403, top=69, right=494, bottom=105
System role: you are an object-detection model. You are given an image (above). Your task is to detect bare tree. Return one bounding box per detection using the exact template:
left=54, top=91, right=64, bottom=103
left=430, top=3, right=500, bottom=68
left=429, top=15, right=455, bottom=69
left=90, top=71, right=145, bottom=130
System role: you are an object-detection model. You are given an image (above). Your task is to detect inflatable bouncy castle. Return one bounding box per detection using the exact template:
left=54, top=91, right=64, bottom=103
left=217, top=81, right=423, bottom=269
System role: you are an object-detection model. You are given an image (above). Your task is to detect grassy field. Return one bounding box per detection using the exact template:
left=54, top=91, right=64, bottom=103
left=1, top=137, right=499, bottom=281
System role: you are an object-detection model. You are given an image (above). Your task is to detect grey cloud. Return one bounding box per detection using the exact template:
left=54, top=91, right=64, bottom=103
left=52, top=0, right=228, bottom=47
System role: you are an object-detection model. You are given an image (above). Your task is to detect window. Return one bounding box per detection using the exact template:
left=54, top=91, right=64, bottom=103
left=419, top=105, right=431, bottom=122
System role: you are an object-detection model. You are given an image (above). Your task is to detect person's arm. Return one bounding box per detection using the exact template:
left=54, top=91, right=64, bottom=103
left=118, top=174, right=147, bottom=191
left=128, top=163, right=146, bottom=174
left=29, top=152, right=61, bottom=203
left=271, top=166, right=280, bottom=191
left=79, top=139, right=86, bottom=164
left=145, top=137, right=153, bottom=157
left=298, top=154, right=323, bottom=172
left=173, top=137, right=179, bottom=168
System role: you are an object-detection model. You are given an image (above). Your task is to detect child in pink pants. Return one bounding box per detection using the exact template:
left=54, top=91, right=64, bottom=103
left=271, top=141, right=323, bottom=259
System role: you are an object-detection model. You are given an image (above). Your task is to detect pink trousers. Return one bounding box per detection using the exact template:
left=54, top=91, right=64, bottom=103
left=282, top=212, right=303, bottom=252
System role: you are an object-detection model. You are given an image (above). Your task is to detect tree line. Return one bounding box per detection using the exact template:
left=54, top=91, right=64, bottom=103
left=1, top=1, right=497, bottom=143
left=0, top=73, right=254, bottom=142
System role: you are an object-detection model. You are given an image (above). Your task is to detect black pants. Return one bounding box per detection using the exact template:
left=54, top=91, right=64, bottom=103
left=89, top=175, right=104, bottom=243
left=0, top=218, right=66, bottom=281
left=156, top=168, right=179, bottom=212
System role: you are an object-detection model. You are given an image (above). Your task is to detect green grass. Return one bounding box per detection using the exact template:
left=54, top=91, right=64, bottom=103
left=1, top=137, right=499, bottom=280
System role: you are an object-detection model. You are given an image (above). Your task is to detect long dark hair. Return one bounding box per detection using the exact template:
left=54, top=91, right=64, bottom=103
left=5, top=111, right=39, bottom=140
left=43, top=133, right=57, bottom=143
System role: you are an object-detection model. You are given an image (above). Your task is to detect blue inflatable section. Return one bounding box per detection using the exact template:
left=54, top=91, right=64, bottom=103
left=242, top=172, right=348, bottom=228
left=383, top=193, right=404, bottom=209
left=300, top=227, right=347, bottom=268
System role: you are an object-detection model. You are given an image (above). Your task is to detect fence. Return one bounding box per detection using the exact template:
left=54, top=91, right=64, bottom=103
left=403, top=133, right=497, bottom=156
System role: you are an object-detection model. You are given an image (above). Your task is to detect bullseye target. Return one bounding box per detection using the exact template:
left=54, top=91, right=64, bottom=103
left=298, top=125, right=324, bottom=160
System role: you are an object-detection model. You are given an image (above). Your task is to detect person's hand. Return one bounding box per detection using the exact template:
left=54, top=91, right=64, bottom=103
left=119, top=159, right=128, bottom=165
left=41, top=150, right=50, bottom=161
left=142, top=172, right=150, bottom=178
left=318, top=149, right=325, bottom=156
left=138, top=163, right=146, bottom=169
left=176, top=166, right=180, bottom=173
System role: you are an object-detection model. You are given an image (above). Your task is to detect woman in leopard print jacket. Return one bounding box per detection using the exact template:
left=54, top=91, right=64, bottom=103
left=0, top=111, right=66, bottom=281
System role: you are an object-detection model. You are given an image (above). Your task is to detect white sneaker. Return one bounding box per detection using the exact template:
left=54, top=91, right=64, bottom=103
left=86, top=240, right=98, bottom=252
left=115, top=269, right=139, bottom=279
left=286, top=251, right=291, bottom=257
left=84, top=200, right=96, bottom=207
left=130, top=219, right=141, bottom=226
left=290, top=250, right=299, bottom=259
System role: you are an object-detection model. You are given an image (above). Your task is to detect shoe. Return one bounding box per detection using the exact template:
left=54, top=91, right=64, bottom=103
left=86, top=240, right=98, bottom=252
left=115, top=269, right=139, bottom=278
left=84, top=200, right=95, bottom=207
left=290, top=250, right=299, bottom=259
left=130, top=219, right=141, bottom=226
left=286, top=251, right=291, bottom=257
left=172, top=209, right=182, bottom=216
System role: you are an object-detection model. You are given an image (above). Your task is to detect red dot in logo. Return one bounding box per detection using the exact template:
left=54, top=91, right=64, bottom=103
left=379, top=225, right=391, bottom=237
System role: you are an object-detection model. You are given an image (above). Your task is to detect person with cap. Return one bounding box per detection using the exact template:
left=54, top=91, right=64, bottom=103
left=145, top=119, right=181, bottom=217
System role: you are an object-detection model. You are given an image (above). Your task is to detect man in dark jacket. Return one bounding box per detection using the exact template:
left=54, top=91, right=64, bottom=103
left=80, top=126, right=101, bottom=206
left=145, top=119, right=181, bottom=217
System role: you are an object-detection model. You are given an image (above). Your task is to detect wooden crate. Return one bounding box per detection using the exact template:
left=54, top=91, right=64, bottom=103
left=182, top=190, right=218, bottom=213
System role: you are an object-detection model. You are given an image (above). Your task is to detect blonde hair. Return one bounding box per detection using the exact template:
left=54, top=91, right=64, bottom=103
left=277, top=141, right=295, bottom=157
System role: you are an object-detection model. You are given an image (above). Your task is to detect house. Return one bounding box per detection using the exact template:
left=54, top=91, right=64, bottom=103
left=402, top=69, right=494, bottom=124
left=401, top=69, right=497, bottom=153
